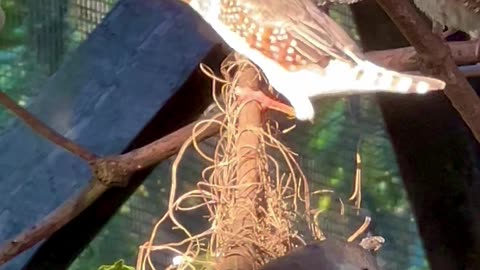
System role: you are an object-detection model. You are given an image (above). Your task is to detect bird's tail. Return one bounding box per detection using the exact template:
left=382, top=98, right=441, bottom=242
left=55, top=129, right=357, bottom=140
left=356, top=60, right=445, bottom=93
left=316, top=59, right=446, bottom=96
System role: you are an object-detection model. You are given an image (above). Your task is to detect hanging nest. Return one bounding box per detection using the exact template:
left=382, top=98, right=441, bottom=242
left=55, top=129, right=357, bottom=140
left=134, top=53, right=369, bottom=270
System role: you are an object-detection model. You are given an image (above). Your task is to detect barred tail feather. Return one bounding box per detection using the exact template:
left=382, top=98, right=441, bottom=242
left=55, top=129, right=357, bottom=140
left=315, top=59, right=446, bottom=96
left=353, top=60, right=446, bottom=94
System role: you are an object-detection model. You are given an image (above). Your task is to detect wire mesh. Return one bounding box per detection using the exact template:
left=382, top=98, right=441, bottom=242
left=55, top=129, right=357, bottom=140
left=0, top=0, right=118, bottom=129
left=68, top=0, right=117, bottom=42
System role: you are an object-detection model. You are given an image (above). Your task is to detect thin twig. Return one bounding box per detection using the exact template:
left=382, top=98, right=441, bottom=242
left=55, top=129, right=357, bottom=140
left=0, top=91, right=97, bottom=161
left=90, top=115, right=224, bottom=187
left=0, top=181, right=107, bottom=265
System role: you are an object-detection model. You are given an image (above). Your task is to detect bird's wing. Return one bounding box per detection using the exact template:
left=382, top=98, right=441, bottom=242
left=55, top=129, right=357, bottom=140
left=283, top=0, right=363, bottom=64
left=219, top=0, right=363, bottom=70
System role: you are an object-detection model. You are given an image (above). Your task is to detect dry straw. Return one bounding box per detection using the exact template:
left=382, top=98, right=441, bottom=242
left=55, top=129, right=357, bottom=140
left=136, top=54, right=368, bottom=270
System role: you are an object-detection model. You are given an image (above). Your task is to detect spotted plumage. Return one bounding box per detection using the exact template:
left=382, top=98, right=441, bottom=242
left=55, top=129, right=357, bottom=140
left=183, top=0, right=446, bottom=121
left=215, top=0, right=358, bottom=68
left=218, top=4, right=316, bottom=69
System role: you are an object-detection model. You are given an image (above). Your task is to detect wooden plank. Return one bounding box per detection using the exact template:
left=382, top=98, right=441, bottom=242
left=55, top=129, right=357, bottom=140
left=0, top=0, right=219, bottom=269
left=22, top=48, right=226, bottom=270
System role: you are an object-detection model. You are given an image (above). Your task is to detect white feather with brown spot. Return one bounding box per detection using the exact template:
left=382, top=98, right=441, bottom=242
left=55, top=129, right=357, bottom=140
left=187, top=0, right=446, bottom=121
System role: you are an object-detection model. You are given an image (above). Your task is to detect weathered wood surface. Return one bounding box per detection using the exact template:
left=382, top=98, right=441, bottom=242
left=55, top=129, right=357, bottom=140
left=22, top=53, right=226, bottom=270
left=0, top=0, right=219, bottom=269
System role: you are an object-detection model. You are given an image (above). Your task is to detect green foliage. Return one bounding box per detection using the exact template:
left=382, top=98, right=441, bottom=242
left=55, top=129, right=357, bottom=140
left=0, top=0, right=28, bottom=49
left=97, top=259, right=135, bottom=270
left=309, top=97, right=408, bottom=215
left=0, top=0, right=30, bottom=129
left=317, top=195, right=332, bottom=213
left=309, top=100, right=346, bottom=151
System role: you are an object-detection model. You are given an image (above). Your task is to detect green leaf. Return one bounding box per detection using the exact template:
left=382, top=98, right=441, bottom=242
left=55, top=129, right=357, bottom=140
left=317, top=196, right=332, bottom=212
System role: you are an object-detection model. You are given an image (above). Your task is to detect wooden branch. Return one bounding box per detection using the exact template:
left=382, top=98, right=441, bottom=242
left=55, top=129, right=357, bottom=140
left=215, top=61, right=263, bottom=270
left=365, top=40, right=479, bottom=72
left=0, top=115, right=222, bottom=266
left=0, top=92, right=97, bottom=162
left=0, top=181, right=107, bottom=266
left=458, top=64, right=480, bottom=78
left=89, top=115, right=223, bottom=186
left=375, top=0, right=480, bottom=142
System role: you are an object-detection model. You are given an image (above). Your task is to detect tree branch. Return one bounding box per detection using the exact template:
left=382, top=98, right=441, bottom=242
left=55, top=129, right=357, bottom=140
left=215, top=61, right=263, bottom=270
left=0, top=92, right=97, bottom=162
left=375, top=0, right=480, bottom=142
left=0, top=181, right=107, bottom=266
left=0, top=114, right=222, bottom=266
left=365, top=40, right=479, bottom=72
left=89, top=115, right=223, bottom=186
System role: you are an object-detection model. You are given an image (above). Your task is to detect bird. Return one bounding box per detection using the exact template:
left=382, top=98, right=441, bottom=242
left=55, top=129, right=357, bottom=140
left=181, top=0, right=446, bottom=121
left=413, top=0, right=480, bottom=54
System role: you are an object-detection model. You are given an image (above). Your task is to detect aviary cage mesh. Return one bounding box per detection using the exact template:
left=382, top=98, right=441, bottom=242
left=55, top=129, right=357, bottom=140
left=0, top=1, right=429, bottom=269
left=0, top=0, right=117, bottom=128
